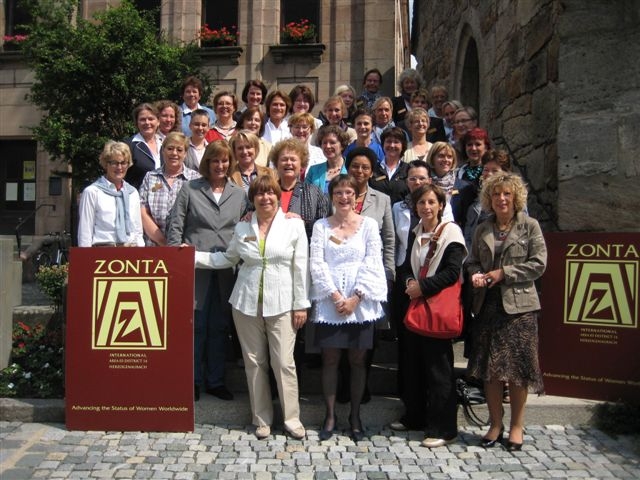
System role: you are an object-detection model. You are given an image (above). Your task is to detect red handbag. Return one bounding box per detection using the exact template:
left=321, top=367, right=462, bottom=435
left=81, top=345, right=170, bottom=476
left=403, top=222, right=464, bottom=339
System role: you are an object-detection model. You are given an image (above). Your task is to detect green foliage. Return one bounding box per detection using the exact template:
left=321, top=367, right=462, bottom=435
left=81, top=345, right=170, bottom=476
left=21, top=0, right=207, bottom=185
left=35, top=264, right=68, bottom=309
left=593, top=402, right=640, bottom=435
left=0, top=321, right=64, bottom=398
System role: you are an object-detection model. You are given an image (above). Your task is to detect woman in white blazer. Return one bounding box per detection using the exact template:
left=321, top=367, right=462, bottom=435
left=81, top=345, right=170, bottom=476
left=194, top=175, right=310, bottom=440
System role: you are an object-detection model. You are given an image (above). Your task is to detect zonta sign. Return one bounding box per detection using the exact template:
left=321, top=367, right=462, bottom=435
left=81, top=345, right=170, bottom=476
left=66, top=247, right=195, bottom=431
left=540, top=233, right=639, bottom=402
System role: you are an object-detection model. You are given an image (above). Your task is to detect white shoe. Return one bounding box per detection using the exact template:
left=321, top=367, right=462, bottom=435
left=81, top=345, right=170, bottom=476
left=389, top=421, right=408, bottom=431
left=285, top=426, right=306, bottom=439
left=421, top=436, right=456, bottom=448
left=255, top=425, right=271, bottom=439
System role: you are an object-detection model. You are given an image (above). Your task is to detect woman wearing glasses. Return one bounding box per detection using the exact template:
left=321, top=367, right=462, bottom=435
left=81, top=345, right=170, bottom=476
left=78, top=140, right=144, bottom=247
left=310, top=174, right=388, bottom=442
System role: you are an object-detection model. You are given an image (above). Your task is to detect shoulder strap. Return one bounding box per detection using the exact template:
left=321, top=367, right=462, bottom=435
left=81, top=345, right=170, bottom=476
left=418, top=222, right=450, bottom=279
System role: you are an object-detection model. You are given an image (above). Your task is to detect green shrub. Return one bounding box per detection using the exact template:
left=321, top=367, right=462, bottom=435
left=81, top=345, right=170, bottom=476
left=35, top=264, right=68, bottom=309
left=0, top=321, right=64, bottom=398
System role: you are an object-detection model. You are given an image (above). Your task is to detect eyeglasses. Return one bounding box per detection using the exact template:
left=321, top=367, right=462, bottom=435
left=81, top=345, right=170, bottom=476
left=408, top=176, right=429, bottom=182
left=332, top=191, right=355, bottom=197
left=290, top=124, right=311, bottom=131
left=107, top=161, right=128, bottom=167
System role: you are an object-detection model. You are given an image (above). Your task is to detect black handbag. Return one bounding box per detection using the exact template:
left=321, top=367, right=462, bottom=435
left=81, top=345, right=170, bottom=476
left=456, top=378, right=489, bottom=427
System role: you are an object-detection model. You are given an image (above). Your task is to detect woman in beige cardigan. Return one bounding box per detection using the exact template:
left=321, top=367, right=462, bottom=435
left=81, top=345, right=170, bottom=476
left=194, top=175, right=310, bottom=441
left=466, top=172, right=547, bottom=451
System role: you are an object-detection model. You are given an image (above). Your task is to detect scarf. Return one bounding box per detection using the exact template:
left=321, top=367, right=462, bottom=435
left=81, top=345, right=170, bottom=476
left=462, top=164, right=483, bottom=184
left=431, top=169, right=456, bottom=196
left=92, top=176, right=135, bottom=244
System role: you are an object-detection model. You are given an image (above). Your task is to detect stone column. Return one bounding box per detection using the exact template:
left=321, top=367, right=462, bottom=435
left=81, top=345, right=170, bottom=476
left=0, top=238, right=22, bottom=369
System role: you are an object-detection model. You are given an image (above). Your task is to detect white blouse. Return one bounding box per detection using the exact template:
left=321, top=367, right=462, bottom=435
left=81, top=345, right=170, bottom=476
left=309, top=216, right=387, bottom=325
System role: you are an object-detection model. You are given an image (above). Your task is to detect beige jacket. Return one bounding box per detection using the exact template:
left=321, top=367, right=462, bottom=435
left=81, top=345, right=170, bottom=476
left=466, top=212, right=547, bottom=315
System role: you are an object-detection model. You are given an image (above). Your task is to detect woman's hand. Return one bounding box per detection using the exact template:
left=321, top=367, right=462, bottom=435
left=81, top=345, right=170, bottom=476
left=483, top=269, right=504, bottom=288
left=240, top=211, right=253, bottom=222
left=471, top=270, right=504, bottom=288
left=405, top=279, right=422, bottom=299
left=335, top=296, right=359, bottom=316
left=284, top=212, right=302, bottom=220
left=292, top=309, right=307, bottom=330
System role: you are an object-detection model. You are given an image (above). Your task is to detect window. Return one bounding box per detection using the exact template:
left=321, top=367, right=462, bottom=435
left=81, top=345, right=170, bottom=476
left=4, top=0, right=32, bottom=37
left=133, top=0, right=161, bottom=31
left=281, top=0, right=320, bottom=41
left=202, top=1, right=238, bottom=31
left=0, top=140, right=38, bottom=235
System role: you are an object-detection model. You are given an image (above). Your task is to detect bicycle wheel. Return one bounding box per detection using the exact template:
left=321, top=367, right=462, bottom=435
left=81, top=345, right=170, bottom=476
left=34, top=251, right=52, bottom=272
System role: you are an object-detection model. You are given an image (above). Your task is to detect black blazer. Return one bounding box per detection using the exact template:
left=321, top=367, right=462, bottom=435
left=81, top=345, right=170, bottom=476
left=124, top=137, right=158, bottom=189
left=369, top=160, right=410, bottom=205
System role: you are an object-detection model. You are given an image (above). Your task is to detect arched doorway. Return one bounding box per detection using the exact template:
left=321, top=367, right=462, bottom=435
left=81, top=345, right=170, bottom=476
left=460, top=37, right=479, bottom=114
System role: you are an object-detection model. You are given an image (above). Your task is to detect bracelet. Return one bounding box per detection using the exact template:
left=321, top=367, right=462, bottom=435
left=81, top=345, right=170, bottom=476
left=354, top=290, right=364, bottom=301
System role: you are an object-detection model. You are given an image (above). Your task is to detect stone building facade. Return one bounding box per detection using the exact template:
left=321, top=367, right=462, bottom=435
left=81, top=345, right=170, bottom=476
left=0, top=0, right=410, bottom=236
left=413, top=0, right=639, bottom=231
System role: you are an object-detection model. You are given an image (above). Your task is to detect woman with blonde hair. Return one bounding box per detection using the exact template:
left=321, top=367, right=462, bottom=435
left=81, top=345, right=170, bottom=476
left=228, top=130, right=276, bottom=191
left=466, top=172, right=547, bottom=451
left=78, top=140, right=144, bottom=247
left=402, top=108, right=433, bottom=162
left=334, top=84, right=358, bottom=126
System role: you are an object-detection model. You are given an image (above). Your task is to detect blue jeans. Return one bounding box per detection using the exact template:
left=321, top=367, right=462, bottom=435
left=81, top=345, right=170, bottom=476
left=194, top=271, right=232, bottom=388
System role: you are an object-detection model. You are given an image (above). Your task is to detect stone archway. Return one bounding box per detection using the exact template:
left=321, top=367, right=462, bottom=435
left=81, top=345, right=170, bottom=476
left=454, top=24, right=480, bottom=115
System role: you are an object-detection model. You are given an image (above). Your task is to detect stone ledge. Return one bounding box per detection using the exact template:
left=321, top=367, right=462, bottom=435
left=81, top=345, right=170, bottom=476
left=0, top=397, right=64, bottom=423
left=0, top=394, right=597, bottom=427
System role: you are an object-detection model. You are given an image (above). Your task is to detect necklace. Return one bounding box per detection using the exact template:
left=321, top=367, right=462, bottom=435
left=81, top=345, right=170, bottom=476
left=495, top=217, right=514, bottom=240
left=327, top=158, right=344, bottom=175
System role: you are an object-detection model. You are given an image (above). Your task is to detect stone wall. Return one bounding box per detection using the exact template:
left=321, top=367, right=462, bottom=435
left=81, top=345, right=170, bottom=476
left=414, top=0, right=640, bottom=232
left=414, top=0, right=561, bottom=228
left=556, top=0, right=640, bottom=231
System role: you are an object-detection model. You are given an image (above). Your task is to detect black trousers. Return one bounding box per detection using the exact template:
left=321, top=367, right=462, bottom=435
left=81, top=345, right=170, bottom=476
left=401, top=331, right=458, bottom=438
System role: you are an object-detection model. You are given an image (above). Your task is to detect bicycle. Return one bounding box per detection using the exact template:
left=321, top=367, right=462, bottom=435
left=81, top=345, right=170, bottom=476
left=32, top=231, right=71, bottom=270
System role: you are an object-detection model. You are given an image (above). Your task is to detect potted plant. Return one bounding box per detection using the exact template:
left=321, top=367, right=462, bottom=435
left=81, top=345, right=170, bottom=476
left=280, top=18, right=317, bottom=44
left=3, top=34, right=28, bottom=51
left=198, top=24, right=238, bottom=47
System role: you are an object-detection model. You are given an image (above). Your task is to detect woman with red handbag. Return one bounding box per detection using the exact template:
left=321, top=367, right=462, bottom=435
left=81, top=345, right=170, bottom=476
left=391, top=184, right=467, bottom=448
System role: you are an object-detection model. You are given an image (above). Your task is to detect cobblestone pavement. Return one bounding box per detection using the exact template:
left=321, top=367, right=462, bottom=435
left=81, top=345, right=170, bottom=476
left=1, top=421, right=638, bottom=479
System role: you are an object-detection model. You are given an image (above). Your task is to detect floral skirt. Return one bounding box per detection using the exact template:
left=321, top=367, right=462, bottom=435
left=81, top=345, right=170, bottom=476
left=466, top=289, right=544, bottom=393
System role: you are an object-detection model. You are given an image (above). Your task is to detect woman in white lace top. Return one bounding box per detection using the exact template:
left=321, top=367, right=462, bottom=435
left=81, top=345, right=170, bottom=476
left=309, top=174, right=387, bottom=442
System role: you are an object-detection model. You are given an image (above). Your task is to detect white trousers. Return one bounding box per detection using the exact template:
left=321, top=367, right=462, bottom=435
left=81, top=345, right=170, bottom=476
left=232, top=306, right=303, bottom=431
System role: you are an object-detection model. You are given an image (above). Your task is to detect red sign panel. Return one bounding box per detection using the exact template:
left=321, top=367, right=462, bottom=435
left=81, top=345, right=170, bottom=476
left=65, top=246, right=195, bottom=431
left=540, top=233, right=640, bottom=402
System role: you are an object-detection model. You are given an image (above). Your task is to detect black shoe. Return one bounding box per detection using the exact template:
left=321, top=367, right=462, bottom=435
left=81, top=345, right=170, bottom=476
left=206, top=385, right=234, bottom=400
left=505, top=440, right=523, bottom=452
left=349, top=414, right=365, bottom=442
left=194, top=385, right=200, bottom=402
left=319, top=414, right=337, bottom=441
left=480, top=427, right=504, bottom=448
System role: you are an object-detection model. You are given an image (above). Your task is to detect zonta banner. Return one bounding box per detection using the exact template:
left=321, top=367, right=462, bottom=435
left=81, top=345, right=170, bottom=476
left=540, top=233, right=639, bottom=402
left=65, top=246, right=195, bottom=431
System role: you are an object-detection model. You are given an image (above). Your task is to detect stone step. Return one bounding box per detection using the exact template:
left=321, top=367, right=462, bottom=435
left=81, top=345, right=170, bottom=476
left=1, top=393, right=598, bottom=429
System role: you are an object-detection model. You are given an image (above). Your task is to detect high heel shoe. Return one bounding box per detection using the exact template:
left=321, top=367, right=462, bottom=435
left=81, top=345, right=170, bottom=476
left=505, top=440, right=523, bottom=452
left=319, top=414, right=337, bottom=441
left=348, top=414, right=365, bottom=442
left=480, top=427, right=504, bottom=448
left=505, top=430, right=524, bottom=451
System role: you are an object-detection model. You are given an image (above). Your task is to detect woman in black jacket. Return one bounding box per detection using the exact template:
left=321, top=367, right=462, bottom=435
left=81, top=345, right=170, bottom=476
left=390, top=184, right=467, bottom=448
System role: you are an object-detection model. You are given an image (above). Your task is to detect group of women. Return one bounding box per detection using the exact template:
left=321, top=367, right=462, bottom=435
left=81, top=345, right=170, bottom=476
left=76, top=71, right=548, bottom=450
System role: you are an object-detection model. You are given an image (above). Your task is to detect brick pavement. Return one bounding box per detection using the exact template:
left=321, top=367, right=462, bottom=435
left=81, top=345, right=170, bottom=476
left=1, top=421, right=638, bottom=479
